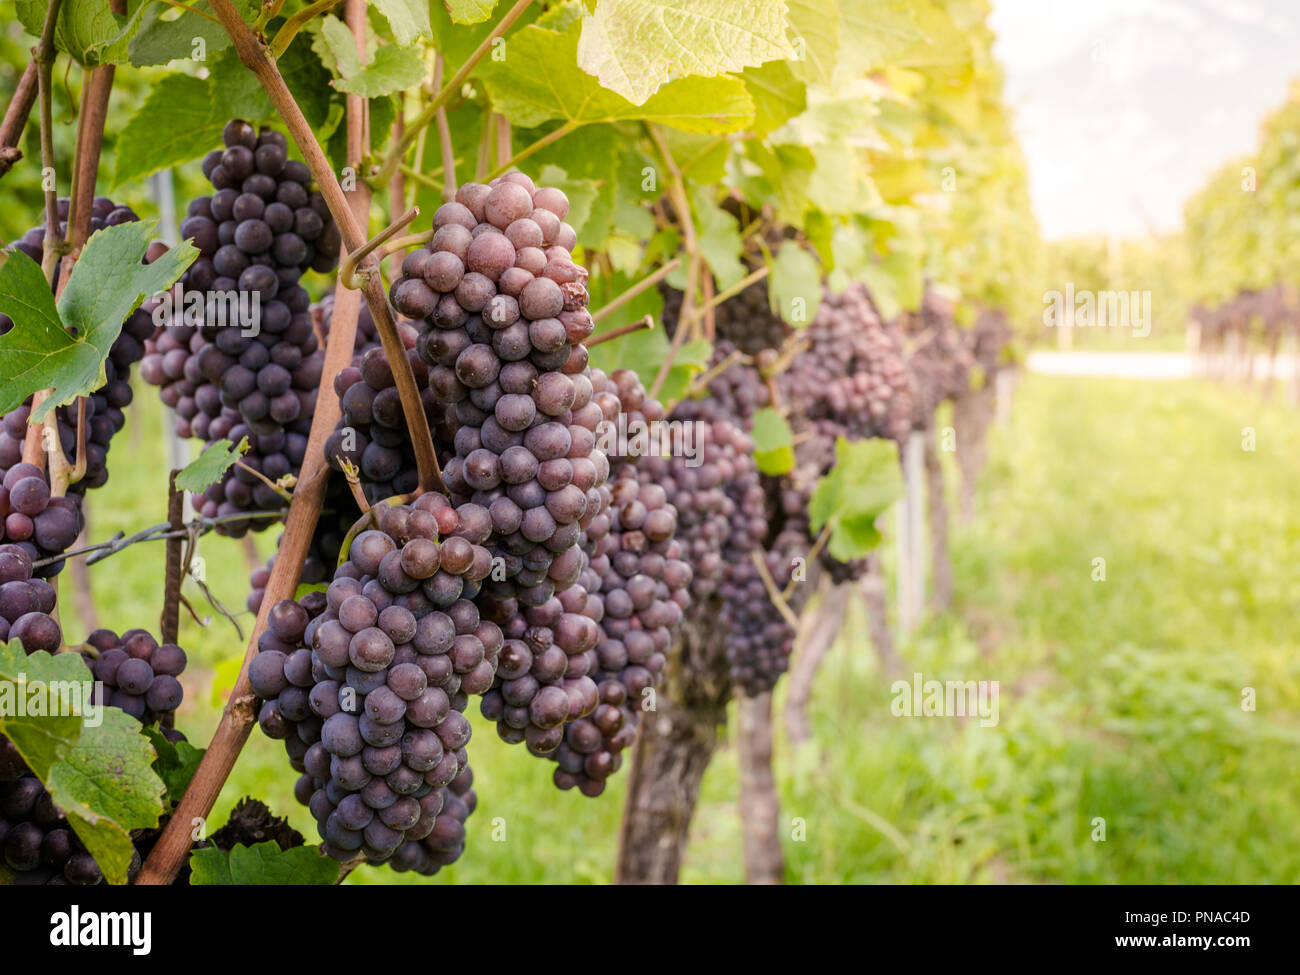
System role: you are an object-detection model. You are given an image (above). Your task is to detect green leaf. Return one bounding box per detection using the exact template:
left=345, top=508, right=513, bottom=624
left=112, top=74, right=227, bottom=186
left=128, top=1, right=259, bottom=67
left=0, top=642, right=88, bottom=780
left=751, top=407, right=795, bottom=475
left=190, top=841, right=340, bottom=885
left=743, top=60, right=807, bottom=137
left=768, top=245, right=822, bottom=326
left=335, top=44, right=426, bottom=97
left=209, top=46, right=274, bottom=122
left=446, top=0, right=499, bottom=24
left=575, top=0, right=796, bottom=105
left=836, top=0, right=921, bottom=79
left=690, top=187, right=745, bottom=290
left=143, top=727, right=205, bottom=807
left=786, top=0, right=839, bottom=85
left=0, top=222, right=197, bottom=422
left=809, top=436, right=902, bottom=561
left=176, top=437, right=249, bottom=493
left=372, top=0, right=432, bottom=44
left=17, top=0, right=143, bottom=66
left=279, top=30, right=337, bottom=131
left=48, top=708, right=167, bottom=885
left=0, top=247, right=63, bottom=348
left=210, top=654, right=242, bottom=708
left=480, top=23, right=754, bottom=134
left=314, top=14, right=366, bottom=78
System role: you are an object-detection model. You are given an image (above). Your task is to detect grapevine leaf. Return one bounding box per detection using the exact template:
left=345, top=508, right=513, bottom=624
left=0, top=222, right=198, bottom=422
left=809, top=437, right=902, bottom=561
left=751, top=407, right=795, bottom=475
left=278, top=31, right=337, bottom=130
left=743, top=60, right=807, bottom=137
left=479, top=23, right=754, bottom=134
left=112, top=74, right=228, bottom=186
left=445, top=0, right=499, bottom=24
left=334, top=44, right=426, bottom=97
left=314, top=14, right=366, bottom=78
left=836, top=0, right=921, bottom=78
left=190, top=841, right=340, bottom=885
left=128, top=1, right=258, bottom=67
left=785, top=0, right=839, bottom=86
left=0, top=642, right=88, bottom=780
left=15, top=0, right=144, bottom=66
left=373, top=0, right=433, bottom=43
left=47, top=708, right=167, bottom=885
left=296, top=583, right=329, bottom=599
left=209, top=46, right=274, bottom=122
left=690, top=187, right=745, bottom=290
left=210, top=654, right=242, bottom=707
left=575, top=0, right=796, bottom=105
left=176, top=437, right=250, bottom=493
left=0, top=246, right=63, bottom=348
left=143, top=727, right=205, bottom=806
left=768, top=245, right=822, bottom=326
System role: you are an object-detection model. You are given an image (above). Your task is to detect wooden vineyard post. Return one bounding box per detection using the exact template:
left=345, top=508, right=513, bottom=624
left=895, top=430, right=926, bottom=638
left=995, top=368, right=1014, bottom=426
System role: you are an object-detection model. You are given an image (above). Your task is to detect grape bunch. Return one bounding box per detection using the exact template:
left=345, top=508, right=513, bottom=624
left=661, top=274, right=790, bottom=356
left=250, top=499, right=499, bottom=869
left=139, top=119, right=338, bottom=536
left=76, top=629, right=188, bottom=725
left=539, top=373, right=692, bottom=796
left=0, top=463, right=82, bottom=581
left=901, top=288, right=973, bottom=427
left=0, top=195, right=138, bottom=302
left=324, top=306, right=450, bottom=506
left=780, top=284, right=913, bottom=444
left=0, top=543, right=60, bottom=652
left=392, top=175, right=609, bottom=606
left=0, top=774, right=140, bottom=885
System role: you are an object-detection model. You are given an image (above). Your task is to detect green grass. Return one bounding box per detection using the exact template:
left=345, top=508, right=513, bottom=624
left=79, top=372, right=1300, bottom=883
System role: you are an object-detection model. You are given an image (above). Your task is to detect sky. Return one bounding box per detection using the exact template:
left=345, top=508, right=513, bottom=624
left=988, top=0, right=1300, bottom=241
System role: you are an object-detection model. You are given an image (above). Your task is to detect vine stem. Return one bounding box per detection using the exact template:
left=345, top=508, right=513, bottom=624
left=371, top=0, right=535, bottom=189
left=590, top=257, right=681, bottom=324
left=0, top=61, right=38, bottom=178
left=750, top=549, right=800, bottom=629
left=646, top=123, right=699, bottom=402
left=64, top=61, right=115, bottom=258
left=268, top=0, right=337, bottom=57
left=585, top=315, right=653, bottom=348
left=35, top=0, right=65, bottom=285
left=136, top=0, right=378, bottom=886
left=434, top=54, right=456, bottom=202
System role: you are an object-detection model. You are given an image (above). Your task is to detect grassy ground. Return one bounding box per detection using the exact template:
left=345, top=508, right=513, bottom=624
left=78, top=370, right=1300, bottom=883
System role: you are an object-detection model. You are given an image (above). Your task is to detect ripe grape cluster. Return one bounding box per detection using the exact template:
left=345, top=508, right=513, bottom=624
left=0, top=543, right=60, bottom=652
left=0, top=463, right=82, bottom=581
left=538, top=371, right=692, bottom=795
left=661, top=275, right=790, bottom=356
left=901, top=289, right=973, bottom=427
left=323, top=301, right=450, bottom=506
left=780, top=284, right=914, bottom=445
left=140, top=119, right=338, bottom=536
left=76, top=629, right=187, bottom=725
left=251, top=500, right=498, bottom=869
left=0, top=774, right=139, bottom=885
left=392, top=176, right=608, bottom=608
